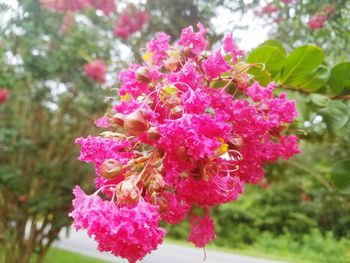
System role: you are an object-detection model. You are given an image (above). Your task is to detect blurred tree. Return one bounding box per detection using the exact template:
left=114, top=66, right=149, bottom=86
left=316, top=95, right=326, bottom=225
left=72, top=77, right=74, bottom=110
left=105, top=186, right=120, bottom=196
left=229, top=0, right=350, bottom=62
left=0, top=0, right=227, bottom=262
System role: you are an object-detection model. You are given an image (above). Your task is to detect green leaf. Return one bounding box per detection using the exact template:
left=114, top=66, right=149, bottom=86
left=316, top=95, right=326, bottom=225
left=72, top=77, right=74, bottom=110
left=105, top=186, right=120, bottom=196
left=328, top=62, right=350, bottom=95
left=320, top=101, right=349, bottom=132
left=280, top=45, right=324, bottom=85
left=288, top=66, right=328, bottom=92
left=331, top=160, right=350, bottom=195
left=247, top=45, right=287, bottom=77
left=247, top=67, right=271, bottom=86
left=260, top=40, right=286, bottom=54
left=309, top=94, right=330, bottom=107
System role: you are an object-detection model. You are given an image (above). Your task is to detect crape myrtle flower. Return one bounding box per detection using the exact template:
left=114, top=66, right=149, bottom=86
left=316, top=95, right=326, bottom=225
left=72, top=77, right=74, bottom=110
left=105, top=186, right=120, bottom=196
left=71, top=23, right=300, bottom=262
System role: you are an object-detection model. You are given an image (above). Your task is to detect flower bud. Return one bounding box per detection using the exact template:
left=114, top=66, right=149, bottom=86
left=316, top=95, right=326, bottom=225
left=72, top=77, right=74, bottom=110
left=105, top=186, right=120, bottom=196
left=123, top=109, right=149, bottom=136
left=117, top=177, right=140, bottom=205
left=110, top=113, right=125, bottom=126
left=164, top=59, right=180, bottom=72
left=175, top=146, right=191, bottom=163
left=182, top=46, right=194, bottom=58
left=101, top=159, right=124, bottom=180
left=146, top=127, right=161, bottom=140
left=150, top=192, right=168, bottom=212
left=164, top=96, right=181, bottom=108
left=169, top=105, right=183, bottom=119
left=153, top=173, right=165, bottom=192
left=228, top=134, right=243, bottom=148
left=135, top=67, right=151, bottom=83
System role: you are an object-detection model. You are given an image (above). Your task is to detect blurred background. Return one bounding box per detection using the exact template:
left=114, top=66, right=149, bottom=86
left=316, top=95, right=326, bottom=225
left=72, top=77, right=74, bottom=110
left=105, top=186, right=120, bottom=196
left=0, top=0, right=349, bottom=263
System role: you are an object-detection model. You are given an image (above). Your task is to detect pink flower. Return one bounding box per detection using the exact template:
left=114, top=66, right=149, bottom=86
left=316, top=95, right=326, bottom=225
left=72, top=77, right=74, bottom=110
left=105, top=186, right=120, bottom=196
left=167, top=62, right=201, bottom=90
left=280, top=0, right=297, bottom=3
left=201, top=50, right=231, bottom=79
left=178, top=23, right=208, bottom=55
left=70, top=186, right=166, bottom=263
left=161, top=192, right=191, bottom=224
left=222, top=34, right=245, bottom=61
left=73, top=23, right=300, bottom=261
left=40, top=0, right=88, bottom=12
left=256, top=4, right=279, bottom=16
left=119, top=64, right=151, bottom=98
left=0, top=88, right=9, bottom=103
left=188, top=214, right=216, bottom=248
left=114, top=5, right=149, bottom=39
left=75, top=136, right=132, bottom=175
left=84, top=59, right=107, bottom=83
left=146, top=32, right=171, bottom=65
left=59, top=12, right=75, bottom=34
left=94, top=116, right=110, bottom=128
left=88, top=0, right=116, bottom=16
left=308, top=14, right=327, bottom=29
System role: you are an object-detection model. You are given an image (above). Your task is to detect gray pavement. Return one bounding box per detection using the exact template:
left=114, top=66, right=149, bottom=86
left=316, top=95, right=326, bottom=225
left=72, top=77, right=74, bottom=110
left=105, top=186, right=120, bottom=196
left=54, top=229, right=286, bottom=263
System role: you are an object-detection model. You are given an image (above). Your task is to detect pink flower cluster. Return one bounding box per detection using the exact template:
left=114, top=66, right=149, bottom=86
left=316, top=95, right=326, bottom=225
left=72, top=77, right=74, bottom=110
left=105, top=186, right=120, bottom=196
left=40, top=0, right=116, bottom=15
left=114, top=4, right=149, bottom=39
left=70, top=186, right=165, bottom=263
left=71, top=23, right=299, bottom=262
left=83, top=59, right=107, bottom=83
left=307, top=5, right=334, bottom=30
left=0, top=88, right=9, bottom=104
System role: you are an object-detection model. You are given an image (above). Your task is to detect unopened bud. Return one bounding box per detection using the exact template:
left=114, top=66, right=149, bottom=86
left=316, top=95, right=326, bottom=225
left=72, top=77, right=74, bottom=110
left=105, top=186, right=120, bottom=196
left=123, top=109, right=149, bottom=136
left=117, top=177, right=140, bottom=205
left=150, top=192, right=168, bottom=212
left=110, top=113, right=125, bottom=126
left=153, top=173, right=165, bottom=192
left=228, top=134, right=243, bottom=148
left=164, top=96, right=181, bottom=108
left=183, top=46, right=193, bottom=58
left=135, top=67, right=151, bottom=83
left=146, top=127, right=161, bottom=140
left=169, top=105, right=183, bottom=119
left=175, top=146, right=191, bottom=163
left=164, top=59, right=180, bottom=71
left=101, top=159, right=124, bottom=179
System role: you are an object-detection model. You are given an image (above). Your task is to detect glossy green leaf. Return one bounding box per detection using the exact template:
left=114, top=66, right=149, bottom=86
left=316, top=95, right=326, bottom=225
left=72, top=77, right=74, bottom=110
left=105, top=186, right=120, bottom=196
left=320, top=101, right=349, bottom=132
left=247, top=45, right=287, bottom=77
left=289, top=66, right=329, bottom=92
left=247, top=66, right=271, bottom=86
left=328, top=62, right=350, bottom=95
left=260, top=40, right=286, bottom=54
left=309, top=94, right=330, bottom=107
left=331, top=160, right=350, bottom=195
left=280, top=45, right=324, bottom=85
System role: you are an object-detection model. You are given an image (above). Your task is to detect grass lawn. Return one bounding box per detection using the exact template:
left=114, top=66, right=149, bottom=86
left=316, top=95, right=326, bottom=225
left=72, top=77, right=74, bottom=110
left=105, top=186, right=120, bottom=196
left=44, top=248, right=109, bottom=263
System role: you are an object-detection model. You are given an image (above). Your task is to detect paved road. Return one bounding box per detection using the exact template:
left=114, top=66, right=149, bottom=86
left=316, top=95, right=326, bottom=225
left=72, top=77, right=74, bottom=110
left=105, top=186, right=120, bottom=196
left=54, top=230, right=286, bottom=263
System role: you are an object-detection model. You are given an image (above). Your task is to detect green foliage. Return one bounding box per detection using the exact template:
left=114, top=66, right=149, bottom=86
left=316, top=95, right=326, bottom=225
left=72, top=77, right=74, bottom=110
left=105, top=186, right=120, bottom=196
left=331, top=160, right=350, bottom=195
left=246, top=45, right=287, bottom=77
left=328, top=62, right=350, bottom=95
left=251, top=230, right=350, bottom=263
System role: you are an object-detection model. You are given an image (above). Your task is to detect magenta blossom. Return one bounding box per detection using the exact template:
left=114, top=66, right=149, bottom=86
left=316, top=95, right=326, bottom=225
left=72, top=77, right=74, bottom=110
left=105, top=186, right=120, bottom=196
left=308, top=14, right=327, bottom=29
left=84, top=59, right=107, bottom=83
left=0, top=88, right=9, bottom=104
left=72, top=23, right=300, bottom=262
left=114, top=4, right=148, bottom=39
